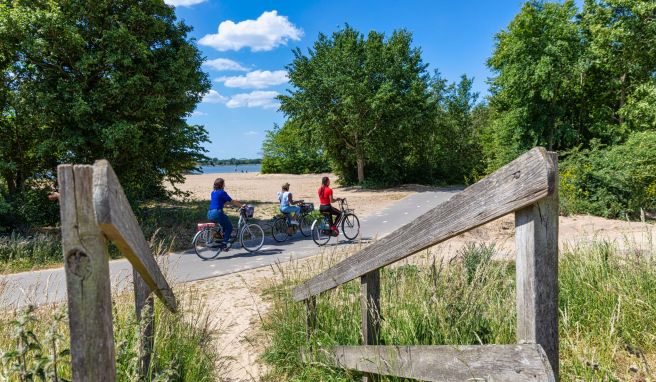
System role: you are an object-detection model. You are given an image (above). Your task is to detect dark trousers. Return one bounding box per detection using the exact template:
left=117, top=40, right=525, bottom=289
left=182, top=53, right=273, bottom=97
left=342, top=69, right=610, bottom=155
left=319, top=204, right=341, bottom=227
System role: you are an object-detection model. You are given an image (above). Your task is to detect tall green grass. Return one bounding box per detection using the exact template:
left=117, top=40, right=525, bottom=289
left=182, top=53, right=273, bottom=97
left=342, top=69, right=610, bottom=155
left=262, top=241, right=656, bottom=381
left=0, top=233, right=63, bottom=273
left=0, top=286, right=219, bottom=381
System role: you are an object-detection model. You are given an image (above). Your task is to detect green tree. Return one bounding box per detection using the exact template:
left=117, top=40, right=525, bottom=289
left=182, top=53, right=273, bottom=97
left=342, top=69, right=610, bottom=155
left=431, top=74, right=485, bottom=183
left=486, top=0, right=583, bottom=169
left=261, top=120, right=330, bottom=174
left=279, top=25, right=433, bottom=184
left=579, top=0, right=656, bottom=140
left=0, top=0, right=210, bottom=216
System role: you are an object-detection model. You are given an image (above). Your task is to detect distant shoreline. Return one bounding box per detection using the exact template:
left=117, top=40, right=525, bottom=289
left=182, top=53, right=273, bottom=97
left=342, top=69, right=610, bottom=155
left=194, top=164, right=262, bottom=174
left=198, top=158, right=262, bottom=167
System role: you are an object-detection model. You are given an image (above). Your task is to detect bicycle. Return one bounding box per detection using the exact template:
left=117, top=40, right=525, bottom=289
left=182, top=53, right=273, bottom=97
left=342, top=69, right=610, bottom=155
left=271, top=201, right=314, bottom=242
left=192, top=205, right=265, bottom=260
left=311, top=198, right=360, bottom=246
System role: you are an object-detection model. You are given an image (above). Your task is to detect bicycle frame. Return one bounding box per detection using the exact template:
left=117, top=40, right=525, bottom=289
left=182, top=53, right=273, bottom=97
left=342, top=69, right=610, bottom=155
left=321, top=199, right=350, bottom=226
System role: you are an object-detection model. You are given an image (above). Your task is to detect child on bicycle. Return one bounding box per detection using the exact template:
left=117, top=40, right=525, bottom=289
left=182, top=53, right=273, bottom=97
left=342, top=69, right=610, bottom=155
left=277, top=182, right=302, bottom=225
left=207, top=178, right=243, bottom=250
left=318, top=176, right=341, bottom=235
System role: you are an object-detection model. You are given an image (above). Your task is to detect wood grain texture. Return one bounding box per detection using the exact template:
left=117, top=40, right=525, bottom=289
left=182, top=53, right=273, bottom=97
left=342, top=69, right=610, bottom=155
left=323, top=345, right=556, bottom=382
left=360, top=270, right=381, bottom=346
left=58, top=164, right=116, bottom=381
left=516, top=152, right=559, bottom=379
left=134, top=269, right=155, bottom=379
left=293, top=147, right=556, bottom=301
left=305, top=296, right=317, bottom=341
left=360, top=270, right=381, bottom=382
left=92, top=160, right=177, bottom=312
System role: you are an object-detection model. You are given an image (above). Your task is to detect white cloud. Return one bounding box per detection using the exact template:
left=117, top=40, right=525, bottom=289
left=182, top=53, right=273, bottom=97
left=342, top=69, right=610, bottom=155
left=202, top=90, right=228, bottom=104
left=164, top=0, right=206, bottom=7
left=203, top=58, right=248, bottom=72
left=226, top=91, right=279, bottom=109
left=199, top=10, right=303, bottom=52
left=191, top=111, right=208, bottom=116
left=216, top=70, right=288, bottom=89
left=243, top=131, right=259, bottom=136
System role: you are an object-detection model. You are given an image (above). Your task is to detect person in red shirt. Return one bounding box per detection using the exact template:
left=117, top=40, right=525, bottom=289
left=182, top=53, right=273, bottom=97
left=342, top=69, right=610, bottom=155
left=318, top=176, right=342, bottom=234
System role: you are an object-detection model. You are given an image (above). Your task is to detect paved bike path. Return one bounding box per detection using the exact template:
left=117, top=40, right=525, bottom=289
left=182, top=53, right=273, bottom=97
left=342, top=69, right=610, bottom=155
left=0, top=189, right=458, bottom=308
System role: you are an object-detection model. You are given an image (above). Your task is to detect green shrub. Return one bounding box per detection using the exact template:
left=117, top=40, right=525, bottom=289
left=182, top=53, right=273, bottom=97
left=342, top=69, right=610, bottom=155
left=560, top=131, right=656, bottom=218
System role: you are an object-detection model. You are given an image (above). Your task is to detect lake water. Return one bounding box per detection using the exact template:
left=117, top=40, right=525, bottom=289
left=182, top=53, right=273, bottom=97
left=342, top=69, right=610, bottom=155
left=198, top=164, right=261, bottom=174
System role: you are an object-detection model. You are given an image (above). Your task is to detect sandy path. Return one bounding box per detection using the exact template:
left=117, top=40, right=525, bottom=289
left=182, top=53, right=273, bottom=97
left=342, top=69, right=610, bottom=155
left=189, top=267, right=274, bottom=381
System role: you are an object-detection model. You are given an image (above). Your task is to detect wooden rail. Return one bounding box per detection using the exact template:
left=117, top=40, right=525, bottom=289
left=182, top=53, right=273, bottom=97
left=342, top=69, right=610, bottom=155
left=294, top=147, right=559, bottom=381
left=58, top=161, right=177, bottom=381
left=308, top=345, right=555, bottom=382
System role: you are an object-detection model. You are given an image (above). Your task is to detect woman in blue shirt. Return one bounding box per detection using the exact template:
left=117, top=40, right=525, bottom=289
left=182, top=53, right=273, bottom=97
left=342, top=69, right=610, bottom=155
left=207, top=178, right=243, bottom=250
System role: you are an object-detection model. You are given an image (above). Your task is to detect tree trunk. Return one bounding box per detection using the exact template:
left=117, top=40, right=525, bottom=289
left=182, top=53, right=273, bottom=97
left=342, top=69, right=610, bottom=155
left=356, top=149, right=365, bottom=184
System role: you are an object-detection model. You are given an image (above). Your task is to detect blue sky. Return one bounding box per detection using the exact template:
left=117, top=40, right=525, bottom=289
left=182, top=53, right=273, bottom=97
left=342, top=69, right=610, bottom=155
left=169, top=0, right=528, bottom=159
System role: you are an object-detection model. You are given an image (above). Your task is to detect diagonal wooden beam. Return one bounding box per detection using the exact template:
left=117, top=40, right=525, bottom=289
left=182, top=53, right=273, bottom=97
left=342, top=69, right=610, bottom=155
left=92, top=160, right=177, bottom=312
left=293, top=147, right=556, bottom=301
left=312, top=345, right=555, bottom=382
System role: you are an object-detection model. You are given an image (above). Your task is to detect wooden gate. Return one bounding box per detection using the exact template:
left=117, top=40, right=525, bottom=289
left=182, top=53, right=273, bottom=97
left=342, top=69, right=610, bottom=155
left=293, top=148, right=559, bottom=381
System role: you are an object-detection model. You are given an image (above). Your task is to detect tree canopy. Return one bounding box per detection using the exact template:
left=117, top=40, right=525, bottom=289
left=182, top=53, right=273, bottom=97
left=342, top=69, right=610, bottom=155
left=278, top=25, right=433, bottom=184
left=0, top=0, right=210, bottom=227
left=485, top=0, right=656, bottom=169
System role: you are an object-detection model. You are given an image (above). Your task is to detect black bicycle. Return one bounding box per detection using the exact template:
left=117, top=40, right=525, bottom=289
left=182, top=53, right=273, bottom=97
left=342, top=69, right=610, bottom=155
left=311, top=198, right=360, bottom=246
left=271, top=201, right=314, bottom=242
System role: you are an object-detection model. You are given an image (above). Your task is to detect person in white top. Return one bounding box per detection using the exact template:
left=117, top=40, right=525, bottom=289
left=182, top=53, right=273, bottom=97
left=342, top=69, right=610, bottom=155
left=277, top=182, right=302, bottom=224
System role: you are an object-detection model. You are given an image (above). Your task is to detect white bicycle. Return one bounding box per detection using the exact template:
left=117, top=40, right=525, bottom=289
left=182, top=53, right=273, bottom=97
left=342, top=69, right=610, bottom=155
left=192, top=205, right=265, bottom=260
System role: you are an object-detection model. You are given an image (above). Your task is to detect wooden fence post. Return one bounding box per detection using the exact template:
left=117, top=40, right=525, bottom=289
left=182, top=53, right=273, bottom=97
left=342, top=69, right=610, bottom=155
left=360, top=269, right=381, bottom=382
left=58, top=165, right=116, bottom=381
left=305, top=296, right=317, bottom=341
left=515, top=152, right=559, bottom=379
left=134, top=270, right=155, bottom=380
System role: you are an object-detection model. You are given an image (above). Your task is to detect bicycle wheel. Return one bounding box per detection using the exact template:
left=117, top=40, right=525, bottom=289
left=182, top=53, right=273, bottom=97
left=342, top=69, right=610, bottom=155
left=271, top=218, right=289, bottom=242
left=192, top=228, right=222, bottom=260
left=311, top=218, right=331, bottom=246
left=300, top=214, right=312, bottom=237
left=241, top=223, right=265, bottom=252
left=341, top=213, right=360, bottom=240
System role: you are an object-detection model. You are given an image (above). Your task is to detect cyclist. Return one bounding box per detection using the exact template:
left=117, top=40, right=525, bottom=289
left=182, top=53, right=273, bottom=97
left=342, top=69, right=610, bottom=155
left=277, top=182, right=302, bottom=225
left=207, top=177, right=243, bottom=250
left=318, top=176, right=341, bottom=235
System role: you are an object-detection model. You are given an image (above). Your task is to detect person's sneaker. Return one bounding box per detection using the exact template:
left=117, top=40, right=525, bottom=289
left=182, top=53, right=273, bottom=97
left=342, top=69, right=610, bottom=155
left=290, top=220, right=300, bottom=225
left=223, top=242, right=232, bottom=252
left=331, top=226, right=339, bottom=236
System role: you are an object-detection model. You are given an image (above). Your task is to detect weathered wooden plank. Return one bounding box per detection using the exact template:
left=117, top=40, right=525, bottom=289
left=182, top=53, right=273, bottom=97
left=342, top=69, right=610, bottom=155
left=360, top=270, right=381, bottom=346
left=293, top=147, right=556, bottom=301
left=322, top=345, right=555, bottom=382
left=134, top=269, right=155, bottom=379
left=360, top=270, right=381, bottom=382
left=305, top=296, right=317, bottom=340
left=516, top=152, right=559, bottom=379
left=58, top=164, right=116, bottom=381
left=92, top=160, right=177, bottom=312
